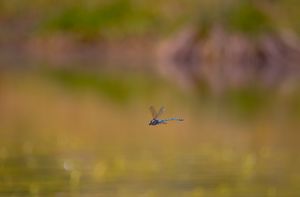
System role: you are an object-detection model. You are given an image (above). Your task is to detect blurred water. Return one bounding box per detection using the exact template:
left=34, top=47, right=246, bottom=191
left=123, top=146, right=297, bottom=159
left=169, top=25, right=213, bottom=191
left=0, top=66, right=299, bottom=196
left=1, top=145, right=299, bottom=196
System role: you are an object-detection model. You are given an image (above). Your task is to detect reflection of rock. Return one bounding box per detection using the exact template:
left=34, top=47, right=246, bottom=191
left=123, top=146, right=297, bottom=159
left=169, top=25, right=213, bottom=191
left=26, top=34, right=154, bottom=68
left=157, top=27, right=201, bottom=90
left=157, top=26, right=300, bottom=93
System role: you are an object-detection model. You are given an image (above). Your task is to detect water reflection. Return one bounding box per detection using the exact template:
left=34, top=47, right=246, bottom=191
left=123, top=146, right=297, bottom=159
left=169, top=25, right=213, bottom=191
left=1, top=146, right=299, bottom=196
left=0, top=69, right=299, bottom=196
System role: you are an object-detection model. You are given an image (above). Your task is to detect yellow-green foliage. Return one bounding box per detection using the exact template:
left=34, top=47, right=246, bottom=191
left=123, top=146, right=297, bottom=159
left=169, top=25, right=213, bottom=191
left=41, top=0, right=160, bottom=38
left=2, top=0, right=300, bottom=39
left=225, top=1, right=272, bottom=35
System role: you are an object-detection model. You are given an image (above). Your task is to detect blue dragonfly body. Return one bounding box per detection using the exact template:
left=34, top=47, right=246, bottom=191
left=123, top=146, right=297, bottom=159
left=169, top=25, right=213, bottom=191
left=148, top=106, right=184, bottom=126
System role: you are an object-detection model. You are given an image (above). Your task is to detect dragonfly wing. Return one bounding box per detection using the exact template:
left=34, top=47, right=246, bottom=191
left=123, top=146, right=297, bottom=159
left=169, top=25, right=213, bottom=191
left=149, top=106, right=158, bottom=119
left=156, top=106, right=165, bottom=118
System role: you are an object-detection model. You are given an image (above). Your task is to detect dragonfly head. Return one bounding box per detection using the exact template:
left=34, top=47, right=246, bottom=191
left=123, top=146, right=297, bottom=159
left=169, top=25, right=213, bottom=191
left=149, top=119, right=158, bottom=125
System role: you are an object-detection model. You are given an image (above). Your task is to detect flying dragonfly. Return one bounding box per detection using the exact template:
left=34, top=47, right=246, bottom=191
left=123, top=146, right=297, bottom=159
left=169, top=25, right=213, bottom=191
left=148, top=106, right=184, bottom=126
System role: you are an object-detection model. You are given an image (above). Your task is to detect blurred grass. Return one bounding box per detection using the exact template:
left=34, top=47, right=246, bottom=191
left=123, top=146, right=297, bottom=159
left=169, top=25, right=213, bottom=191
left=2, top=0, right=300, bottom=40
left=39, top=0, right=160, bottom=39
left=225, top=1, right=272, bottom=35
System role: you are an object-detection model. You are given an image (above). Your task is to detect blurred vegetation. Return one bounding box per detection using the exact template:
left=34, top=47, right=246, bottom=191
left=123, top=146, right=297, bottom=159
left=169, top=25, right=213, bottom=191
left=1, top=0, right=300, bottom=40
left=225, top=1, right=272, bottom=35
left=40, top=0, right=160, bottom=39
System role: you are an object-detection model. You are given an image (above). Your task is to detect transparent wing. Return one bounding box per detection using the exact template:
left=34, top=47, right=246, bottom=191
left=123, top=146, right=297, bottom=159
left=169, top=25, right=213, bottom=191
left=156, top=106, right=165, bottom=118
left=149, top=106, right=158, bottom=119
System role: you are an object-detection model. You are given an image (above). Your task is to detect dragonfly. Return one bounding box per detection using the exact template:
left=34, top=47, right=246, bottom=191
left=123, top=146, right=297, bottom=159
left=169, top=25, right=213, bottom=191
left=148, top=106, right=184, bottom=126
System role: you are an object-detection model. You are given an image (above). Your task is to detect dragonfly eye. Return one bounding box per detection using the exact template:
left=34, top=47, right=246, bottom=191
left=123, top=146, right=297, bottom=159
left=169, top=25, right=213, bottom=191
left=149, top=119, right=156, bottom=125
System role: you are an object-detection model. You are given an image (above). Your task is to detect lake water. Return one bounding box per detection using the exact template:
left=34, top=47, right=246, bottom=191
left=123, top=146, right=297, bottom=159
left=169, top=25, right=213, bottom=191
left=0, top=66, right=299, bottom=196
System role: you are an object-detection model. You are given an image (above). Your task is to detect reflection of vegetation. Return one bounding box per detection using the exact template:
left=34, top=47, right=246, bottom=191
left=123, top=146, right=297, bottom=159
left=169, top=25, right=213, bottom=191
left=44, top=69, right=160, bottom=103
left=0, top=71, right=299, bottom=196
left=41, top=68, right=300, bottom=118
left=47, top=69, right=132, bottom=102
left=224, top=88, right=271, bottom=118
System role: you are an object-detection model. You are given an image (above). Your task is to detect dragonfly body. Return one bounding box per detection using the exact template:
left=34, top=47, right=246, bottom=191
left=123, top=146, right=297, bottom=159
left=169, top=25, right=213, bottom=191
left=149, top=118, right=184, bottom=125
left=148, top=106, right=183, bottom=126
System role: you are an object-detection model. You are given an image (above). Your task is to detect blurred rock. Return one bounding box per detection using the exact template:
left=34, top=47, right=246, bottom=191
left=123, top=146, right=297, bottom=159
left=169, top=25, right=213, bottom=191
left=156, top=26, right=300, bottom=94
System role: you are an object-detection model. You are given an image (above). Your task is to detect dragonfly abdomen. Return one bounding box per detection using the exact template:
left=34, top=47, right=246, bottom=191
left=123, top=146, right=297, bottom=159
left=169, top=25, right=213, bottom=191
left=164, top=117, right=184, bottom=121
